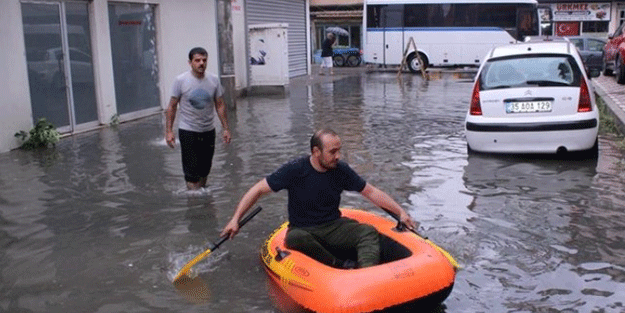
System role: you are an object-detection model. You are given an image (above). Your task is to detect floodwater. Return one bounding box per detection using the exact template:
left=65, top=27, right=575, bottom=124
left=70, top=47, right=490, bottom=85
left=1, top=70, right=625, bottom=312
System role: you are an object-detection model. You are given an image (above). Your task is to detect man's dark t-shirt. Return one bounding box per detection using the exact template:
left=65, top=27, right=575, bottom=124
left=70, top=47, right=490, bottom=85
left=321, top=38, right=334, bottom=57
left=266, top=156, right=366, bottom=227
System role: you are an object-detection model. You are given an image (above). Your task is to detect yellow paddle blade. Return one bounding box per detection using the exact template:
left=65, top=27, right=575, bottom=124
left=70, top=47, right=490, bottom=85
left=171, top=206, right=263, bottom=283
left=174, top=248, right=212, bottom=282
left=426, top=239, right=461, bottom=271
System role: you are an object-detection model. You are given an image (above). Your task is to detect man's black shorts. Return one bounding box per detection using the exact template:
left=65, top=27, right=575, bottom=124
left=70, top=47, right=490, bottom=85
left=178, top=128, right=216, bottom=183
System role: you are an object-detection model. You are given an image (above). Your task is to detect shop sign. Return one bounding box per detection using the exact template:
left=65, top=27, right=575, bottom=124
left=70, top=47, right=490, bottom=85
left=551, top=3, right=610, bottom=21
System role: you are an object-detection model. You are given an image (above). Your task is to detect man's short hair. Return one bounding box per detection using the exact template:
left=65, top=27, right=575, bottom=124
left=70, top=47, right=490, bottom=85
left=310, top=128, right=337, bottom=151
left=188, top=47, right=208, bottom=60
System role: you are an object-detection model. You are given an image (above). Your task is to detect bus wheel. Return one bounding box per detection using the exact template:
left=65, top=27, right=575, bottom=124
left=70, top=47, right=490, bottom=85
left=346, top=55, right=361, bottom=67
left=333, top=55, right=345, bottom=67
left=408, top=53, right=428, bottom=73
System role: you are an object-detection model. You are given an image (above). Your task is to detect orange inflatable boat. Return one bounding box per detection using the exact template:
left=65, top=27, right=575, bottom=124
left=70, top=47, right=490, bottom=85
left=260, top=208, right=457, bottom=313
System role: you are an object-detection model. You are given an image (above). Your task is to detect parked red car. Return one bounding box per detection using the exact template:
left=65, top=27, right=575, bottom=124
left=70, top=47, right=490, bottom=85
left=603, top=22, right=625, bottom=83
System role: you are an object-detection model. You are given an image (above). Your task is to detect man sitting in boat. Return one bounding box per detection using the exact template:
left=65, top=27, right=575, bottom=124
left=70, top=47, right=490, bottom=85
left=221, top=128, right=416, bottom=269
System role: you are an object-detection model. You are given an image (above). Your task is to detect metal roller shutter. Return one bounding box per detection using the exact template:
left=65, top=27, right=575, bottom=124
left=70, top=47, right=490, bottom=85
left=246, top=0, right=308, bottom=77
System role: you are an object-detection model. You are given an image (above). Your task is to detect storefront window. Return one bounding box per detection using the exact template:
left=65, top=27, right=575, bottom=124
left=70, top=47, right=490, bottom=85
left=108, top=3, right=160, bottom=115
left=541, top=22, right=553, bottom=36
left=582, top=21, right=609, bottom=33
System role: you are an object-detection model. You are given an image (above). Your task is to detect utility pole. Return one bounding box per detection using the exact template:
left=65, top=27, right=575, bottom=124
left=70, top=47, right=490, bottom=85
left=217, top=0, right=236, bottom=110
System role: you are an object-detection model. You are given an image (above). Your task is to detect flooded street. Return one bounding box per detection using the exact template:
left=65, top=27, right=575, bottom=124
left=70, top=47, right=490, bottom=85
left=1, top=70, right=625, bottom=312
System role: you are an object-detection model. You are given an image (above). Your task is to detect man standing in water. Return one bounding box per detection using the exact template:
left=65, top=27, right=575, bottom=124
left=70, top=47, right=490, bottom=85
left=319, top=32, right=335, bottom=75
left=221, top=128, right=416, bottom=268
left=166, top=47, right=232, bottom=190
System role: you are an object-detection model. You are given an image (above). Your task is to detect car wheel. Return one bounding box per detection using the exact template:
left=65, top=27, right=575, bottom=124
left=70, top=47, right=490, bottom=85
left=407, top=53, right=428, bottom=73
left=333, top=55, right=345, bottom=67
left=617, top=55, right=625, bottom=84
left=346, top=55, right=361, bottom=67
left=603, top=59, right=613, bottom=76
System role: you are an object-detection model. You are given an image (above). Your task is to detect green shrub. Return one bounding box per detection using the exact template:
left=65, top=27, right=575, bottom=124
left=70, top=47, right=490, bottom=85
left=597, top=97, right=621, bottom=136
left=14, top=118, right=60, bottom=149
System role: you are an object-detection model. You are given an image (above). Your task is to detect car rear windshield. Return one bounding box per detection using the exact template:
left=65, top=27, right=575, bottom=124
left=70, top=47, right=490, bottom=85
left=479, top=54, right=582, bottom=90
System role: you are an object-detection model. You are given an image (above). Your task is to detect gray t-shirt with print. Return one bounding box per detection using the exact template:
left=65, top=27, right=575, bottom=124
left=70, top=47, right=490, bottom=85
left=171, top=71, right=224, bottom=132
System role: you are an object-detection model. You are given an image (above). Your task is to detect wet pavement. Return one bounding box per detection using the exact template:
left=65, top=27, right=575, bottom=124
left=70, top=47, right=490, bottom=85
left=1, top=67, right=625, bottom=312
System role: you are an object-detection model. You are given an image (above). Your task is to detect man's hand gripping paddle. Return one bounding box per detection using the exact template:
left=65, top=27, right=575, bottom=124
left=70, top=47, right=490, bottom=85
left=173, top=206, right=262, bottom=282
left=381, top=207, right=460, bottom=270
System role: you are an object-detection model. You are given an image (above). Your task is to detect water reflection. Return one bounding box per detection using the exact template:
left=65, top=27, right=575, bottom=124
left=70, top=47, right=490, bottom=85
left=453, top=152, right=625, bottom=312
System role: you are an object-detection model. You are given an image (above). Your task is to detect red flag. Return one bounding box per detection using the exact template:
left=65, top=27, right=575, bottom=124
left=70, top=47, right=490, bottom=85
left=555, top=22, right=580, bottom=36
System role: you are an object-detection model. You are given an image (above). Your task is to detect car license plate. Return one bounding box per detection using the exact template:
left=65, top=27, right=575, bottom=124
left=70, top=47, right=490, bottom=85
left=505, top=101, right=552, bottom=113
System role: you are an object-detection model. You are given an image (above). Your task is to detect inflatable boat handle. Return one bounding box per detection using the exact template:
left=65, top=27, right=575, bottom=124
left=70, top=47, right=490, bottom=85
left=381, top=208, right=461, bottom=270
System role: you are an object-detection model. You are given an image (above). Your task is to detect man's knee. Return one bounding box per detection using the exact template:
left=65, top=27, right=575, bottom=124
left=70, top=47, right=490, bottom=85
left=357, top=224, right=379, bottom=241
left=285, top=228, right=313, bottom=249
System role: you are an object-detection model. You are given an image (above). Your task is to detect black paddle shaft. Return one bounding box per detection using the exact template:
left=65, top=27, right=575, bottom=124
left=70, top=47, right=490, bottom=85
left=380, top=207, right=427, bottom=239
left=210, top=206, right=262, bottom=250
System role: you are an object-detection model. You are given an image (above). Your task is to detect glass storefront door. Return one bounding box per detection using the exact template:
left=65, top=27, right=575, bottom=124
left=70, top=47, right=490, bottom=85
left=21, top=1, right=98, bottom=132
left=108, top=3, right=160, bottom=115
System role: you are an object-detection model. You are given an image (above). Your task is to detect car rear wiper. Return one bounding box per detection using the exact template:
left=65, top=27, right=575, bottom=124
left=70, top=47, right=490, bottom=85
left=525, top=80, right=571, bottom=87
left=488, top=85, right=512, bottom=89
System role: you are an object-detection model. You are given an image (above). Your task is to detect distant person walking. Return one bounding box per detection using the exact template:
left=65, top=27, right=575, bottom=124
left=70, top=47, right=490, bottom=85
left=166, top=47, right=231, bottom=190
left=320, top=33, right=336, bottom=75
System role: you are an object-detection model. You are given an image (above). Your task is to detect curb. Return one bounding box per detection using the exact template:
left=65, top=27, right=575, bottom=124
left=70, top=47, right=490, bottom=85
left=592, top=79, right=625, bottom=136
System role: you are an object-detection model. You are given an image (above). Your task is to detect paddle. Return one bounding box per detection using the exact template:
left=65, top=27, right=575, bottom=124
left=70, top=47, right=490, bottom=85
left=173, top=206, right=263, bottom=282
left=380, top=207, right=461, bottom=270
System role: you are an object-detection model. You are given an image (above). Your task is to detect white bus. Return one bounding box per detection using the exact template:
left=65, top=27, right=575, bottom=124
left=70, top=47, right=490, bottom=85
left=363, top=0, right=540, bottom=72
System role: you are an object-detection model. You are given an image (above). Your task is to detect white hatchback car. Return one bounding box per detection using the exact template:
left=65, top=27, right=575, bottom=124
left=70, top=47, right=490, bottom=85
left=465, top=37, right=599, bottom=156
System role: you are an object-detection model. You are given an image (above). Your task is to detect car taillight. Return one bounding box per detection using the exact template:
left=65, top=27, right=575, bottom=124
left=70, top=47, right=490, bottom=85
left=578, top=78, right=592, bottom=112
left=470, top=80, right=482, bottom=115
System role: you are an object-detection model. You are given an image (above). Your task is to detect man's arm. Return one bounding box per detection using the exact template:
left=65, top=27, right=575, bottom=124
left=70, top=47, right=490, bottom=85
left=165, top=96, right=179, bottom=148
left=221, top=178, right=273, bottom=239
left=360, top=183, right=417, bottom=230
left=214, top=96, right=231, bottom=144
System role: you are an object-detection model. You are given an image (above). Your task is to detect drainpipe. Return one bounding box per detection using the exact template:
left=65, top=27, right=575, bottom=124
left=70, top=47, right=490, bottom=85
left=217, top=0, right=236, bottom=110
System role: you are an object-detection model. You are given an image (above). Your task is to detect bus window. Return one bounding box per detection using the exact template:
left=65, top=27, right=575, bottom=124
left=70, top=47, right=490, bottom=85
left=477, top=4, right=516, bottom=28
left=367, top=5, right=382, bottom=28
left=367, top=5, right=403, bottom=28
left=383, top=5, right=403, bottom=28
left=454, top=4, right=479, bottom=27
left=405, top=4, right=427, bottom=27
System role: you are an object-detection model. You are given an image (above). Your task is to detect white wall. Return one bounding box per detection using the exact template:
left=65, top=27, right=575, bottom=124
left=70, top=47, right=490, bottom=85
left=0, top=1, right=35, bottom=152
left=157, top=0, right=220, bottom=109
left=0, top=0, right=220, bottom=154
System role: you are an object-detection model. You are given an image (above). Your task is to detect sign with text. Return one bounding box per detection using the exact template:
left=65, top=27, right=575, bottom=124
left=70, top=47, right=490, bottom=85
left=551, top=3, right=610, bottom=21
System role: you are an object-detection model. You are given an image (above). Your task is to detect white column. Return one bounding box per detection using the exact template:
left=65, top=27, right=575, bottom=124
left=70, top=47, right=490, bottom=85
left=89, top=0, right=118, bottom=125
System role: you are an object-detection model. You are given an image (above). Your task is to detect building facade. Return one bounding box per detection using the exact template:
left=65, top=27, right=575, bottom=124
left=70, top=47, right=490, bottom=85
left=0, top=0, right=309, bottom=154
left=310, top=0, right=363, bottom=53
left=538, top=1, right=619, bottom=37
